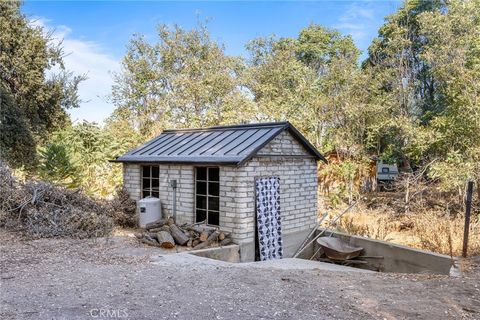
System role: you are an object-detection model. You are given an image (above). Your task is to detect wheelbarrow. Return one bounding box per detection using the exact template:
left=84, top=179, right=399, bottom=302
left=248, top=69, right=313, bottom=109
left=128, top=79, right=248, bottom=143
left=316, top=237, right=363, bottom=261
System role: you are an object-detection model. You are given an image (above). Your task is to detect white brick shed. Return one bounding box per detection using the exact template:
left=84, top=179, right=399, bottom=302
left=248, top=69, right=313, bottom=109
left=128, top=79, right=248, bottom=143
left=114, top=122, right=326, bottom=261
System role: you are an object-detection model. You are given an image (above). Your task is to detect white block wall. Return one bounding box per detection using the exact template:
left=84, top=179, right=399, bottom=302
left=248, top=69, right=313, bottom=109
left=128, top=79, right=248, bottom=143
left=123, top=164, right=195, bottom=225
left=122, top=129, right=318, bottom=248
left=123, top=164, right=141, bottom=200
left=257, top=130, right=309, bottom=155
left=226, top=157, right=318, bottom=244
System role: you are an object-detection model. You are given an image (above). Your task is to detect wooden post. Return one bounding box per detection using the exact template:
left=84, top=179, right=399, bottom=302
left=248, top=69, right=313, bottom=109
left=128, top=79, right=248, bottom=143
left=462, top=181, right=474, bottom=258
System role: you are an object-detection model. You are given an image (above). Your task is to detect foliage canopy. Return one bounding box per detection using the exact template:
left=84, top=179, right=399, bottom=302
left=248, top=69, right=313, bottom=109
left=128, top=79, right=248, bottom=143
left=0, top=1, right=84, bottom=170
left=2, top=0, right=479, bottom=198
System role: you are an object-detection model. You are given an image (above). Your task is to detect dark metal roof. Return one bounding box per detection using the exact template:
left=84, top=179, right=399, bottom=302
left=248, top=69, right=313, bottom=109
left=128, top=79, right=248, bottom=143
left=113, top=122, right=326, bottom=165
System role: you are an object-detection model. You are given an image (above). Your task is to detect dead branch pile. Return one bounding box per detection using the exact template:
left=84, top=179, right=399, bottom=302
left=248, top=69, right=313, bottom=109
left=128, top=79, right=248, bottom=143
left=134, top=218, right=232, bottom=250
left=0, top=160, right=114, bottom=238
left=110, top=187, right=137, bottom=227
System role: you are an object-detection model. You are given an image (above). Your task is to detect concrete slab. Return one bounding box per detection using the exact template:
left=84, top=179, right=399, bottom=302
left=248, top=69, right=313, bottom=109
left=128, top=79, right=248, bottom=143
left=105, top=235, right=239, bottom=262
left=242, top=258, right=373, bottom=273
left=152, top=253, right=371, bottom=273
left=97, top=236, right=186, bottom=257
left=151, top=252, right=233, bottom=269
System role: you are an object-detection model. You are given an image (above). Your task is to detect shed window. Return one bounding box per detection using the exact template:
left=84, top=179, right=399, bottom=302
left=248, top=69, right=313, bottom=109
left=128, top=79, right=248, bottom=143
left=142, top=165, right=160, bottom=198
left=195, top=167, right=220, bottom=226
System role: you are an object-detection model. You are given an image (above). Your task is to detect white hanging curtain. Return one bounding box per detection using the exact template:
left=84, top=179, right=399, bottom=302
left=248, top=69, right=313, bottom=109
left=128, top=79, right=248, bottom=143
left=255, top=177, right=283, bottom=261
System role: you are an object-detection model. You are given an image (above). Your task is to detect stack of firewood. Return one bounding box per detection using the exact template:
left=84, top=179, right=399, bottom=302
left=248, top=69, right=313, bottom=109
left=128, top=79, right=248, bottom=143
left=134, top=218, right=232, bottom=250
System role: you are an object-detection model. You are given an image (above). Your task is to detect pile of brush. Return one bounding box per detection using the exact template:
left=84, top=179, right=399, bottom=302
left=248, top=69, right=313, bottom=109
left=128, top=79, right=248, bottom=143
left=0, top=160, right=135, bottom=238
left=134, top=218, right=232, bottom=250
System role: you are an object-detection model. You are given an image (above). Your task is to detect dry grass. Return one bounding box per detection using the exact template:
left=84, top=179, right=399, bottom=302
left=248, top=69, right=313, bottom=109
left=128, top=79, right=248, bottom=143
left=327, top=204, right=480, bottom=257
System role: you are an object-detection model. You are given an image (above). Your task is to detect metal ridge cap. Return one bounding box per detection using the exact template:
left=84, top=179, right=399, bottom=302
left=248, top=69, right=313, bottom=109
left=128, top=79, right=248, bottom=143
left=162, top=121, right=289, bottom=133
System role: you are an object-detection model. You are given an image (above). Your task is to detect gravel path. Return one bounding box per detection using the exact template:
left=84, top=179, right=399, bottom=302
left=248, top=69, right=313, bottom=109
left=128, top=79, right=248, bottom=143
left=1, top=230, right=479, bottom=320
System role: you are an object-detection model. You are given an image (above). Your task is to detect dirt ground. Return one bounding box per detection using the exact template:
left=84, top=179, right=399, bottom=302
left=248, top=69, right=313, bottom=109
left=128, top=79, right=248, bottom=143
left=1, top=230, right=479, bottom=320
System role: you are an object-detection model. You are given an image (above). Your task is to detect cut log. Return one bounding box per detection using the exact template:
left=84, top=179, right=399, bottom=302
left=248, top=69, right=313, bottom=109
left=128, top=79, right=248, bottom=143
left=193, top=230, right=220, bottom=250
left=187, top=238, right=193, bottom=247
left=134, top=232, right=144, bottom=239
left=160, top=225, right=172, bottom=233
left=167, top=217, right=175, bottom=226
left=189, top=230, right=199, bottom=239
left=144, top=234, right=156, bottom=242
left=169, top=224, right=190, bottom=245
left=140, top=238, right=162, bottom=248
left=149, top=225, right=171, bottom=233
left=186, top=225, right=217, bottom=235
left=218, top=232, right=225, bottom=241
left=147, top=232, right=158, bottom=240
left=145, top=219, right=167, bottom=230
left=186, top=226, right=201, bottom=234
left=220, top=238, right=232, bottom=246
left=208, top=230, right=220, bottom=241
left=199, top=231, right=209, bottom=242
left=218, top=232, right=230, bottom=241
left=156, top=231, right=175, bottom=249
left=192, top=239, right=200, bottom=247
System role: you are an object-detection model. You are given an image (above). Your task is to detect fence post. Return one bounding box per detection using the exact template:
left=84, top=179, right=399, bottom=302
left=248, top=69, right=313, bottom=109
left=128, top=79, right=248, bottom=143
left=462, top=181, right=474, bottom=258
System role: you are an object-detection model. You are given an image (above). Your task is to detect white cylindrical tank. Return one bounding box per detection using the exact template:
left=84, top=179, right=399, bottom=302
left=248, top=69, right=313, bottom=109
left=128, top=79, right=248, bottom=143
left=138, top=197, right=162, bottom=228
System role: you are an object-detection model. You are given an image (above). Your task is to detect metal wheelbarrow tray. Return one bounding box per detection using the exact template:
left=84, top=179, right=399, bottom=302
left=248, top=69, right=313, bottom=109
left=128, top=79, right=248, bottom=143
left=316, top=237, right=363, bottom=261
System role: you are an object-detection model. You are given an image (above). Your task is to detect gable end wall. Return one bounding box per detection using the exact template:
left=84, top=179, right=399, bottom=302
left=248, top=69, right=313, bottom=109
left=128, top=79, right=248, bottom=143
left=257, top=130, right=311, bottom=156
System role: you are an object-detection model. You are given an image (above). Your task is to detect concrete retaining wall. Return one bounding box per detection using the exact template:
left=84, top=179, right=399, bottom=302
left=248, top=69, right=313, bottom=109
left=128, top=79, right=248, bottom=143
left=315, top=229, right=454, bottom=275
left=237, top=227, right=315, bottom=262
left=189, top=245, right=240, bottom=263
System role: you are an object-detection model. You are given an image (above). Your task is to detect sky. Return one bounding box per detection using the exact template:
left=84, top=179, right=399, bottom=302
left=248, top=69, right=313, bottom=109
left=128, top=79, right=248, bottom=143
left=22, top=0, right=401, bottom=124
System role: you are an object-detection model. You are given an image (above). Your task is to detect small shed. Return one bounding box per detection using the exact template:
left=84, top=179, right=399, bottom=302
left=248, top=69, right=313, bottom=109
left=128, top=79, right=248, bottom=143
left=113, top=122, right=326, bottom=261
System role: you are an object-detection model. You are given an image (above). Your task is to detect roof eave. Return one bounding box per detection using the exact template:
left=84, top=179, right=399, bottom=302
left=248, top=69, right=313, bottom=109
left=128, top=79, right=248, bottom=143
left=112, top=121, right=327, bottom=166
left=110, top=158, right=240, bottom=166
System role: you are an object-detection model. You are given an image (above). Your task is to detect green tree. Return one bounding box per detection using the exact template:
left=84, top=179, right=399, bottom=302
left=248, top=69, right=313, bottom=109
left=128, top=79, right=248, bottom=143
left=245, top=36, right=317, bottom=130
left=41, top=122, right=135, bottom=197
left=246, top=25, right=373, bottom=201
left=0, top=1, right=84, bottom=170
left=38, top=143, right=79, bottom=188
left=0, top=84, right=36, bottom=167
left=111, top=22, right=254, bottom=139
left=362, top=0, right=446, bottom=165
left=245, top=24, right=362, bottom=151
left=418, top=0, right=480, bottom=192
left=361, top=0, right=479, bottom=193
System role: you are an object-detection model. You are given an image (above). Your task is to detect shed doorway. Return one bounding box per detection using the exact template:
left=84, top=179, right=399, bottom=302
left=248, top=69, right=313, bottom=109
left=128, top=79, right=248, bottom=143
left=255, top=177, right=283, bottom=261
